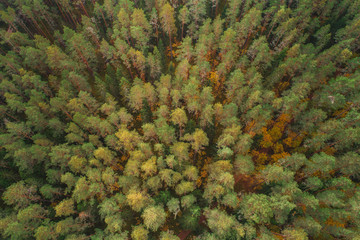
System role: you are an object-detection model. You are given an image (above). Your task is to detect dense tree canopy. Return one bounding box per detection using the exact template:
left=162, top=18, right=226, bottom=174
left=1, top=0, right=360, bottom=239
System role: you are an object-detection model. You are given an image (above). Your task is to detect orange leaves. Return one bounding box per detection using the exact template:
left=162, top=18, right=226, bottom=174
left=200, top=169, right=208, bottom=178
left=283, top=131, right=304, bottom=148
left=277, top=113, right=291, bottom=128
left=260, top=127, right=273, bottom=148
left=270, top=152, right=290, bottom=163
left=244, top=120, right=256, bottom=137
left=251, top=150, right=268, bottom=166
left=167, top=49, right=177, bottom=57
left=166, top=41, right=181, bottom=57
left=109, top=182, right=120, bottom=192
left=197, top=169, right=208, bottom=188
left=196, top=156, right=212, bottom=188
left=189, top=150, right=194, bottom=159
left=325, top=217, right=345, bottom=228
left=111, top=163, right=124, bottom=171
left=283, top=137, right=292, bottom=147
left=260, top=113, right=291, bottom=149
left=274, top=81, right=290, bottom=97
left=135, top=217, right=142, bottom=225
left=251, top=113, right=298, bottom=167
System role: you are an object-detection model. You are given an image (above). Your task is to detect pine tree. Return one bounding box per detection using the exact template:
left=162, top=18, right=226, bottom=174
left=1, top=1, right=360, bottom=239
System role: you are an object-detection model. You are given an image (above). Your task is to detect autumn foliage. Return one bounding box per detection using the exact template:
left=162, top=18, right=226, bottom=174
left=1, top=0, right=360, bottom=239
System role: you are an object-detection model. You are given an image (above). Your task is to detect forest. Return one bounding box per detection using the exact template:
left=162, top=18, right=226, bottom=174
left=0, top=0, right=360, bottom=239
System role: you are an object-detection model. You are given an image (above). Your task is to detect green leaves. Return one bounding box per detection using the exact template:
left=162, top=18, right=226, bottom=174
left=205, top=208, right=237, bottom=237
left=240, top=194, right=273, bottom=224
left=1, top=1, right=360, bottom=239
left=303, top=152, right=336, bottom=177
left=142, top=205, right=167, bottom=232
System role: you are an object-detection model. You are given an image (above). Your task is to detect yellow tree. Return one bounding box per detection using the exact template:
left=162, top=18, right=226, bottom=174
left=160, top=3, right=177, bottom=58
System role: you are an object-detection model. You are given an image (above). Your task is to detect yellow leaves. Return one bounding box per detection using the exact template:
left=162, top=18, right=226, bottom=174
left=172, top=41, right=181, bottom=48
left=274, top=81, right=290, bottom=97
left=260, top=124, right=284, bottom=149
left=55, top=199, right=75, bottom=217
left=283, top=137, right=293, bottom=147
left=240, top=48, right=247, bottom=55
left=126, top=189, right=151, bottom=212
left=195, top=156, right=212, bottom=188
left=260, top=127, right=273, bottom=148
left=209, top=71, right=219, bottom=85
left=269, top=126, right=282, bottom=142
left=252, top=150, right=268, bottom=166
left=198, top=150, right=206, bottom=156
left=209, top=70, right=226, bottom=98
left=109, top=182, right=120, bottom=193
left=68, top=156, right=86, bottom=173
left=277, top=113, right=291, bottom=128
left=283, top=131, right=304, bottom=148
left=273, top=142, right=284, bottom=153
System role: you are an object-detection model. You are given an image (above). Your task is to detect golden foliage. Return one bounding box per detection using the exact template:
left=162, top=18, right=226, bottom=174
left=166, top=41, right=181, bottom=57
left=109, top=182, right=120, bottom=192
left=270, top=152, right=290, bottom=163
left=325, top=217, right=345, bottom=228
left=244, top=120, right=257, bottom=137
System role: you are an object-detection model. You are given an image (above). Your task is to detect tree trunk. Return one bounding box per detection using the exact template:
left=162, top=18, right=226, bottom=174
left=169, top=31, right=173, bottom=59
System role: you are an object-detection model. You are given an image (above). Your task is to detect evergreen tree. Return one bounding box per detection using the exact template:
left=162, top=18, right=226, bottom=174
left=1, top=1, right=360, bottom=239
